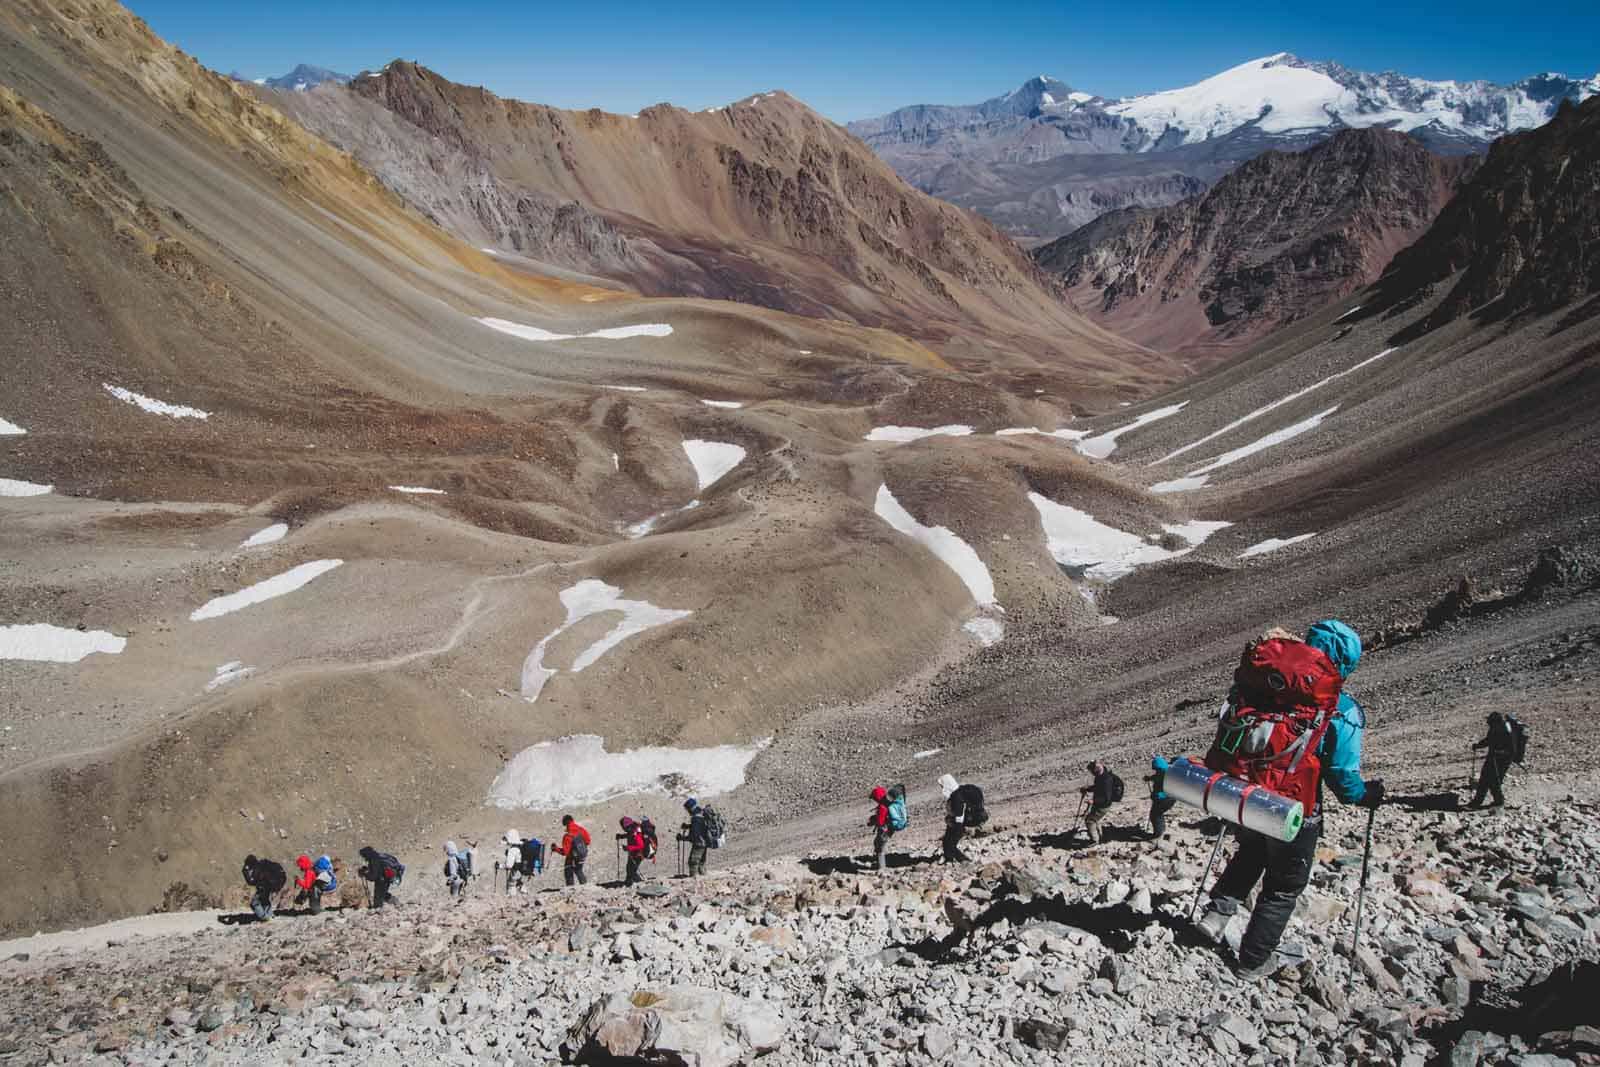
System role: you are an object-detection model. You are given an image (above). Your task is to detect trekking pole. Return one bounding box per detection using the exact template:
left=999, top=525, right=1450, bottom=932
left=1069, top=795, right=1089, bottom=843
left=1350, top=805, right=1377, bottom=953
left=1189, top=823, right=1228, bottom=923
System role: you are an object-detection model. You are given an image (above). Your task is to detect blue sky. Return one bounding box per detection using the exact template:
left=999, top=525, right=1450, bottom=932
left=126, top=0, right=1599, bottom=121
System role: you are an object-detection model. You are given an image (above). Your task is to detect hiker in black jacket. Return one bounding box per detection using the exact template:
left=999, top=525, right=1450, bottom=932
left=1470, top=712, right=1516, bottom=809
left=1078, top=761, right=1118, bottom=844
left=357, top=846, right=402, bottom=909
left=938, top=774, right=986, bottom=862
left=679, top=798, right=710, bottom=877
left=241, top=855, right=287, bottom=921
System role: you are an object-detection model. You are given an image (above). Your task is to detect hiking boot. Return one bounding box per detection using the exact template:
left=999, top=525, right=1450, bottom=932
left=1197, top=907, right=1229, bottom=945
left=1232, top=957, right=1273, bottom=981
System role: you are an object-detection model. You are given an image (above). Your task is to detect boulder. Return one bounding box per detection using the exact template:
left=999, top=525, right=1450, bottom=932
left=563, top=986, right=786, bottom=1067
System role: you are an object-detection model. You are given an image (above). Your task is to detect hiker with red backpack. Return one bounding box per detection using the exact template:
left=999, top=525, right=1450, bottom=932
left=618, top=818, right=647, bottom=886
left=1196, top=619, right=1384, bottom=979
left=867, top=786, right=895, bottom=871
left=1078, top=762, right=1123, bottom=844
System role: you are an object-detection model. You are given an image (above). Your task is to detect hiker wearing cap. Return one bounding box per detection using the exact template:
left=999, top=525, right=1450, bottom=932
left=939, top=774, right=987, bottom=862
left=1078, top=761, right=1121, bottom=844
left=1197, top=619, right=1384, bottom=979
left=680, top=798, right=710, bottom=877
left=553, top=815, right=591, bottom=886
left=1146, top=756, right=1177, bottom=840
left=1470, top=712, right=1516, bottom=809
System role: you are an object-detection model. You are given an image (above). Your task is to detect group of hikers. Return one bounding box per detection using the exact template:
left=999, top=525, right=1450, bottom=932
left=237, top=616, right=1529, bottom=981
left=239, top=800, right=727, bottom=920
left=863, top=617, right=1529, bottom=978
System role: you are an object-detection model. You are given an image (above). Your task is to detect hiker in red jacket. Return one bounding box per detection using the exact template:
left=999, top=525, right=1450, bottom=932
left=867, top=786, right=893, bottom=871
left=618, top=817, right=646, bottom=886
left=553, top=815, right=591, bottom=886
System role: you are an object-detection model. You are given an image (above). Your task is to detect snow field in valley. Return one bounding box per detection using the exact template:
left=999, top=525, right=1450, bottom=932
left=1027, top=492, right=1230, bottom=582
left=874, top=485, right=1004, bottom=644
left=487, top=733, right=769, bottom=810
left=0, top=624, right=126, bottom=663
left=996, top=427, right=1089, bottom=442
left=0, top=417, right=24, bottom=435
left=519, top=579, right=692, bottom=702
left=865, top=425, right=973, bottom=443
left=189, top=560, right=345, bottom=622
left=681, top=441, right=746, bottom=491
left=1074, top=402, right=1188, bottom=459
left=0, top=478, right=52, bottom=497
left=478, top=317, right=673, bottom=342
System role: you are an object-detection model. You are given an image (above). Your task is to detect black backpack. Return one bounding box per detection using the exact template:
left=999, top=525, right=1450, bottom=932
left=639, top=818, right=659, bottom=859
left=953, top=784, right=988, bottom=827
left=376, top=852, right=404, bottom=884
left=1507, top=715, right=1529, bottom=764
left=257, top=860, right=287, bottom=894
left=1108, top=772, right=1125, bottom=803
left=701, top=806, right=727, bottom=848
left=519, top=839, right=544, bottom=875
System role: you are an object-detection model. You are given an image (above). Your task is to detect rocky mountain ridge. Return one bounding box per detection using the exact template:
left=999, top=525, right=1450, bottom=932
left=1032, top=128, right=1476, bottom=356
left=850, top=55, right=1599, bottom=242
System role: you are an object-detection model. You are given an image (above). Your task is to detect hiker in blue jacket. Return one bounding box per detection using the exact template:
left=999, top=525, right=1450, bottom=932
left=1200, top=618, right=1384, bottom=978
left=1145, top=755, right=1177, bottom=840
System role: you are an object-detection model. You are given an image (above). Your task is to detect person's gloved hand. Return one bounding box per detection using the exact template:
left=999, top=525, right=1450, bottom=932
left=1359, top=779, right=1386, bottom=809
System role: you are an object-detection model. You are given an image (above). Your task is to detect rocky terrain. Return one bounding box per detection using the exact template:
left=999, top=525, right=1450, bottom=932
left=1033, top=129, right=1475, bottom=357
left=850, top=56, right=1599, bottom=243
left=265, top=61, right=1160, bottom=388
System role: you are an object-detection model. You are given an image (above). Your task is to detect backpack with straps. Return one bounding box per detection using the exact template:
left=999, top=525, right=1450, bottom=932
left=639, top=818, right=659, bottom=859
left=1205, top=636, right=1343, bottom=817
left=519, top=838, right=544, bottom=875
left=1506, top=714, right=1529, bottom=764
left=313, top=855, right=337, bottom=892
left=886, top=783, right=909, bottom=832
left=1107, top=772, right=1125, bottom=803
left=701, top=806, right=727, bottom=849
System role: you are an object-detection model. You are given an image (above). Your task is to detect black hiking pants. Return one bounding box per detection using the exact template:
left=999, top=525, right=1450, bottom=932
left=1149, top=796, right=1177, bottom=839
left=942, top=820, right=968, bottom=861
left=625, top=854, right=642, bottom=886
left=1207, top=816, right=1321, bottom=969
left=1472, top=751, right=1509, bottom=807
left=565, top=861, right=586, bottom=886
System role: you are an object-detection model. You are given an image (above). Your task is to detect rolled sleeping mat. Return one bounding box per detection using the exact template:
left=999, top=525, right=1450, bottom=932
left=1164, top=757, right=1304, bottom=842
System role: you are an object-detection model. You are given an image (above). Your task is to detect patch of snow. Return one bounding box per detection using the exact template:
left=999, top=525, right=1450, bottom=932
left=0, top=417, right=24, bottom=435
left=864, top=425, right=974, bottom=443
left=611, top=452, right=620, bottom=472
left=252, top=77, right=267, bottom=85
left=204, top=661, right=255, bottom=692
left=0, top=478, right=52, bottom=497
left=682, top=440, right=746, bottom=491
left=1075, top=402, right=1188, bottom=459
left=1151, top=475, right=1210, bottom=494
left=1332, top=304, right=1363, bottom=322
left=102, top=383, right=210, bottom=420
left=874, top=485, right=997, bottom=607
left=519, top=580, right=692, bottom=702
left=480, top=247, right=499, bottom=255
left=1109, top=54, right=1355, bottom=143
left=1041, top=92, right=1056, bottom=106
left=0, top=623, right=126, bottom=663
left=189, top=559, right=344, bottom=622
left=603, top=385, right=648, bottom=392
left=625, top=499, right=701, bottom=539
left=1068, top=91, right=1094, bottom=104
left=700, top=399, right=745, bottom=409
left=487, top=733, right=767, bottom=809
left=1027, top=492, right=1227, bottom=581
left=478, top=317, right=672, bottom=342
left=1188, top=406, right=1338, bottom=476
left=1156, top=348, right=1393, bottom=464
left=1240, top=533, right=1318, bottom=558
left=963, top=616, right=1004, bottom=647
left=239, top=523, right=288, bottom=549
left=913, top=748, right=943, bottom=760
left=389, top=485, right=446, bottom=495
left=995, top=427, right=1089, bottom=441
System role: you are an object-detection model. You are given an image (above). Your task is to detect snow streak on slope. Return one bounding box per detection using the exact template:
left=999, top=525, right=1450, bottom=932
left=681, top=441, right=746, bottom=491
left=478, top=317, right=673, bottom=342
left=1075, top=403, right=1188, bottom=459
left=189, top=560, right=344, bottom=621
left=102, top=383, right=210, bottom=420
left=700, top=399, right=745, bottom=409
left=1156, top=349, right=1394, bottom=465
left=1189, top=406, right=1339, bottom=475
left=488, top=734, right=767, bottom=809
left=0, top=479, right=52, bottom=497
left=0, top=417, right=24, bottom=435
left=874, top=485, right=998, bottom=607
left=996, top=427, right=1089, bottom=442
left=1028, top=492, right=1230, bottom=581
left=519, top=579, right=692, bottom=702
left=239, top=523, right=288, bottom=549
left=204, top=661, right=256, bottom=691
left=1240, top=533, right=1318, bottom=558
left=389, top=485, right=446, bottom=495
left=865, top=425, right=974, bottom=443
left=0, top=624, right=126, bottom=662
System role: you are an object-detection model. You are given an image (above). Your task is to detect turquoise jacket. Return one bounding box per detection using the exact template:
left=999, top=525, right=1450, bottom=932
left=1307, top=619, right=1367, bottom=806
left=1150, top=755, right=1169, bottom=801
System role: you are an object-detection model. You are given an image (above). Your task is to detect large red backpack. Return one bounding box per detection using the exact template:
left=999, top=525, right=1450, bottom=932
left=1204, top=636, right=1343, bottom=816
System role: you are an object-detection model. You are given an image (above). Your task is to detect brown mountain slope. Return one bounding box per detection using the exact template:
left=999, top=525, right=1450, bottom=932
left=270, top=62, right=1175, bottom=391
left=1032, top=129, right=1474, bottom=359
left=1367, top=95, right=1600, bottom=340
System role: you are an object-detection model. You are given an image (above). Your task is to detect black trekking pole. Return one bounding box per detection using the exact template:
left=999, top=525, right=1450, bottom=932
left=1189, top=823, right=1228, bottom=923
left=1069, top=795, right=1089, bottom=843
left=616, top=840, right=622, bottom=883
left=1467, top=748, right=1478, bottom=790
left=1349, top=804, right=1377, bottom=953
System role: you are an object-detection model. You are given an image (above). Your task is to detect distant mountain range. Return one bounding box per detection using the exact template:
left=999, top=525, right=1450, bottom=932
left=231, top=63, right=350, bottom=92
left=849, top=54, right=1600, bottom=243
